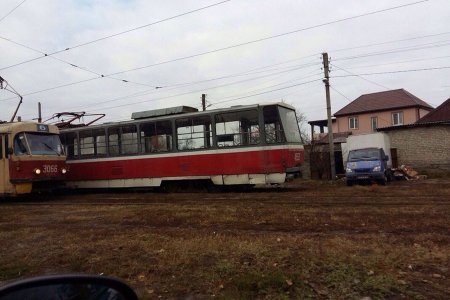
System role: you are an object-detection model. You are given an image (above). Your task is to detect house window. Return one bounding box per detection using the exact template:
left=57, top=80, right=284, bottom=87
left=348, top=117, right=358, bottom=129
left=371, top=117, right=378, bottom=131
left=392, top=112, right=403, bottom=126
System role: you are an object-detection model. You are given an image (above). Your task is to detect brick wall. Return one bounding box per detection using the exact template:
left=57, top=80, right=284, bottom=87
left=386, top=125, right=450, bottom=174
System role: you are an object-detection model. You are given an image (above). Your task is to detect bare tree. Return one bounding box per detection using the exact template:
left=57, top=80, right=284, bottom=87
left=296, top=109, right=311, bottom=144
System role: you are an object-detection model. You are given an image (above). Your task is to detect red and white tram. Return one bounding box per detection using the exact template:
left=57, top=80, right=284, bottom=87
left=0, top=122, right=67, bottom=196
left=60, top=103, right=304, bottom=189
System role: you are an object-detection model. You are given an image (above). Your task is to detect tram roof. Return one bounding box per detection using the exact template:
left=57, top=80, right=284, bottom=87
left=0, top=121, right=59, bottom=134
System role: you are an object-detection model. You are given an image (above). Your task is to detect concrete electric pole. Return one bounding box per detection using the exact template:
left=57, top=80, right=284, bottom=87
left=322, top=52, right=336, bottom=180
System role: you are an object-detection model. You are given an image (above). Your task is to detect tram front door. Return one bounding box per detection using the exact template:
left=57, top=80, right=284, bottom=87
left=0, top=134, right=7, bottom=195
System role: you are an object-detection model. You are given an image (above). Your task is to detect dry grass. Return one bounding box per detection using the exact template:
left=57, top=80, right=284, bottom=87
left=0, top=179, right=449, bottom=299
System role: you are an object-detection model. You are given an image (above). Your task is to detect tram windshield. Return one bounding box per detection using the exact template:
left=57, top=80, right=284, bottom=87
left=14, top=132, right=64, bottom=156
left=278, top=107, right=301, bottom=143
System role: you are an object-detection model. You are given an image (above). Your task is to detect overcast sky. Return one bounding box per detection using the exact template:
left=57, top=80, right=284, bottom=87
left=1, top=0, right=449, bottom=126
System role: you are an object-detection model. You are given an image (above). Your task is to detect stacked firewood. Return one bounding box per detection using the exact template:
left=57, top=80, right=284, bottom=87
left=392, top=165, right=426, bottom=180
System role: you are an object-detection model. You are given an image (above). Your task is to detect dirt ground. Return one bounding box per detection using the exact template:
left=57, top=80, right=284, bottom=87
left=0, top=179, right=449, bottom=299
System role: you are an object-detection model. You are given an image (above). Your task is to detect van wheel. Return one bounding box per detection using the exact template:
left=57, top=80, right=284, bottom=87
left=346, top=180, right=354, bottom=186
left=379, top=175, right=387, bottom=186
left=387, top=171, right=393, bottom=182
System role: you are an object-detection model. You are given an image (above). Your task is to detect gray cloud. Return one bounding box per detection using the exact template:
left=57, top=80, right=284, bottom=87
left=1, top=0, right=449, bottom=124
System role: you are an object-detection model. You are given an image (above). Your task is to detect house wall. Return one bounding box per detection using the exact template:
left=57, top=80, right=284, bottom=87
left=419, top=108, right=430, bottom=119
left=335, top=107, right=424, bottom=134
left=385, top=125, right=450, bottom=175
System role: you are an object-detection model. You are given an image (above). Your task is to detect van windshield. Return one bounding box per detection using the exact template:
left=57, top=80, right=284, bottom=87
left=14, top=132, right=64, bottom=156
left=348, top=149, right=380, bottom=161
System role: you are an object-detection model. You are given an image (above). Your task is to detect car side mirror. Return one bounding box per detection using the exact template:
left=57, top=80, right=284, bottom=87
left=0, top=274, right=138, bottom=300
left=7, top=147, right=13, bottom=155
left=384, top=155, right=389, bottom=161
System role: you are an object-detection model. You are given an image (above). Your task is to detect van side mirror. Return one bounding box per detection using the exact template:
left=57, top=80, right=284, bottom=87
left=384, top=155, right=389, bottom=161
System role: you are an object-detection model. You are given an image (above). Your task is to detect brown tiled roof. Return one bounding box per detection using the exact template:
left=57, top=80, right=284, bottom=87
left=334, top=89, right=433, bottom=116
left=416, top=98, right=450, bottom=123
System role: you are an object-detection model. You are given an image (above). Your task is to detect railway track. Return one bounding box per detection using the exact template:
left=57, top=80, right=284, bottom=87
left=3, top=191, right=449, bottom=205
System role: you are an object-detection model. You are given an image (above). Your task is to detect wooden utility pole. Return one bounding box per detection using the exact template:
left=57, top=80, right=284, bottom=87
left=322, top=52, right=336, bottom=180
left=202, top=94, right=206, bottom=111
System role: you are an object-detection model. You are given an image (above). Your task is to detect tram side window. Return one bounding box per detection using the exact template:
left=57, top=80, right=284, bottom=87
left=108, top=125, right=138, bottom=156
left=0, top=136, right=3, bottom=158
left=14, top=133, right=29, bottom=155
left=215, top=110, right=260, bottom=147
left=79, top=129, right=106, bottom=157
left=60, top=132, right=78, bottom=159
left=140, top=121, right=173, bottom=153
left=263, top=106, right=286, bottom=144
left=121, top=125, right=138, bottom=155
left=96, top=130, right=107, bottom=156
left=108, top=127, right=120, bottom=156
left=80, top=130, right=94, bottom=156
left=176, top=116, right=212, bottom=150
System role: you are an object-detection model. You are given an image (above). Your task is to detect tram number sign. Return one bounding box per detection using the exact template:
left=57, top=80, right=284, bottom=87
left=43, top=165, right=58, bottom=173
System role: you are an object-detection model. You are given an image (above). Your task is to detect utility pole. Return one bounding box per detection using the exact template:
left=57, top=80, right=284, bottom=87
left=38, top=102, right=42, bottom=123
left=201, top=94, right=206, bottom=111
left=322, top=52, right=336, bottom=180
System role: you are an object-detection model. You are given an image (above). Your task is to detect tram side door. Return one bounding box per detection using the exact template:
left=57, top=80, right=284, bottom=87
left=0, top=134, right=7, bottom=194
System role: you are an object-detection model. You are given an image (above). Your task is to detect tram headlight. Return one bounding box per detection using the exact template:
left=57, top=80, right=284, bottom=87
left=34, top=168, right=41, bottom=175
left=61, top=168, right=67, bottom=174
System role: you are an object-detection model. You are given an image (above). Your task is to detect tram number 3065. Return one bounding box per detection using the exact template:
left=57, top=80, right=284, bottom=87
left=43, top=165, right=58, bottom=173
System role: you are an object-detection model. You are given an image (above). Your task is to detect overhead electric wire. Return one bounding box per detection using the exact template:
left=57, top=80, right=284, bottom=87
left=62, top=29, right=450, bottom=91
left=3, top=57, right=321, bottom=106
left=207, top=71, right=322, bottom=104
left=334, top=40, right=450, bottom=62
left=329, top=84, right=392, bottom=125
left=64, top=64, right=323, bottom=112
left=0, top=0, right=231, bottom=71
left=330, top=63, right=391, bottom=90
left=329, top=63, right=440, bottom=125
left=328, top=63, right=438, bottom=123
left=162, top=60, right=320, bottom=89
left=331, top=66, right=450, bottom=77
left=90, top=77, right=323, bottom=114
left=329, top=31, right=450, bottom=54
left=210, top=78, right=323, bottom=106
left=329, top=85, right=353, bottom=102
left=36, top=70, right=323, bottom=121
left=0, top=36, right=161, bottom=88
left=0, top=1, right=433, bottom=104
left=1, top=0, right=429, bottom=75
left=335, top=55, right=450, bottom=70
left=59, top=0, right=231, bottom=52
left=5, top=32, right=444, bottom=102
left=0, top=38, right=319, bottom=103
left=4, top=32, right=445, bottom=103
left=0, top=0, right=27, bottom=24
left=107, top=0, right=430, bottom=76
